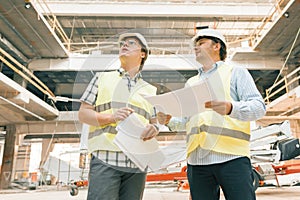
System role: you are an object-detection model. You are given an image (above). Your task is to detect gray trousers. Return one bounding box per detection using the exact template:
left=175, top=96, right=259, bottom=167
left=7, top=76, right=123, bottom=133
left=87, top=155, right=146, bottom=200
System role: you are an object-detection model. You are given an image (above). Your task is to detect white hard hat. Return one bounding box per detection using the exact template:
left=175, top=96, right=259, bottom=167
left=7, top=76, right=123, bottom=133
left=192, top=28, right=226, bottom=46
left=118, top=33, right=150, bottom=55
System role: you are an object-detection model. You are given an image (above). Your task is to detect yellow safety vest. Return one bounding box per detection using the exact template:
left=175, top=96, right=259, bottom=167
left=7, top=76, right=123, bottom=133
left=88, top=71, right=157, bottom=153
left=186, top=64, right=250, bottom=157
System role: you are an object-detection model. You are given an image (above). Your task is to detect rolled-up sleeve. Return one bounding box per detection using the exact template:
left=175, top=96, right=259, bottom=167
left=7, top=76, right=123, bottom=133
left=80, top=73, right=99, bottom=105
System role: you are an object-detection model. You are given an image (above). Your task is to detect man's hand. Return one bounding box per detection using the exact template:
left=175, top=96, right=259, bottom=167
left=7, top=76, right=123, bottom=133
left=140, top=124, right=159, bottom=141
left=150, top=112, right=172, bottom=125
left=205, top=101, right=232, bottom=115
left=113, top=107, right=134, bottom=122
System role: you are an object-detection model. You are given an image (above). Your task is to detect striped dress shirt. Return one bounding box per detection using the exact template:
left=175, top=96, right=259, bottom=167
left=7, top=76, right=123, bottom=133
left=186, top=61, right=266, bottom=165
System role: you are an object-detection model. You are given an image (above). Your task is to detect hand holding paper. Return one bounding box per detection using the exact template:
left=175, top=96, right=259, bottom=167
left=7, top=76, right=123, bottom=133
left=114, top=113, right=188, bottom=171
left=114, top=113, right=165, bottom=171
left=141, top=123, right=159, bottom=141
left=143, top=72, right=225, bottom=117
left=143, top=80, right=216, bottom=117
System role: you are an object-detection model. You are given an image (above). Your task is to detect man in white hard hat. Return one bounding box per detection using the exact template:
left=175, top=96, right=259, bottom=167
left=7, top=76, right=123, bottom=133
left=78, top=32, right=160, bottom=200
left=185, top=28, right=266, bottom=199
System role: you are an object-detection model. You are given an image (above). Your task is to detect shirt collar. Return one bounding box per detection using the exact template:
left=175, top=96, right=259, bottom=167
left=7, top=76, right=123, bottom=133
left=117, top=68, right=142, bottom=81
left=198, top=61, right=224, bottom=74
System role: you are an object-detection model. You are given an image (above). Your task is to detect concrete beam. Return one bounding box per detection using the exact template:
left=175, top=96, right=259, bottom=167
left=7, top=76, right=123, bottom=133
left=16, top=122, right=81, bottom=136
left=35, top=2, right=272, bottom=18
left=0, top=73, right=58, bottom=123
left=15, top=111, right=81, bottom=135
left=227, top=59, right=284, bottom=70
left=28, top=54, right=283, bottom=71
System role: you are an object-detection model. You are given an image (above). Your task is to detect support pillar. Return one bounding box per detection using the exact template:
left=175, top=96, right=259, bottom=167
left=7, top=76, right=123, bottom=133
left=38, top=139, right=54, bottom=185
left=0, top=125, right=16, bottom=189
left=290, top=119, right=300, bottom=138
left=39, top=139, right=55, bottom=168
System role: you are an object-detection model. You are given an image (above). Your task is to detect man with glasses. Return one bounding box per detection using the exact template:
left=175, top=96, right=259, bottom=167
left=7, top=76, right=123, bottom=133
left=185, top=28, right=266, bottom=200
left=78, top=33, right=160, bottom=200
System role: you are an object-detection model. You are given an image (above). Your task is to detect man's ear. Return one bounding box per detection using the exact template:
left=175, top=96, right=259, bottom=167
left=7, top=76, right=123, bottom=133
left=214, top=43, right=221, bottom=51
left=141, top=52, right=146, bottom=58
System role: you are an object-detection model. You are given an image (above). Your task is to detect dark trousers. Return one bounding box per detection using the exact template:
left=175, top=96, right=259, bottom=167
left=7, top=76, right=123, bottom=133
left=87, top=155, right=146, bottom=200
left=187, top=157, right=256, bottom=200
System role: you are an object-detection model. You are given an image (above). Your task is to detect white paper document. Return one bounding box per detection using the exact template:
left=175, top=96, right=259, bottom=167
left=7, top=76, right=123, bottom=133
left=160, top=145, right=186, bottom=168
left=144, top=79, right=219, bottom=117
left=114, top=113, right=165, bottom=171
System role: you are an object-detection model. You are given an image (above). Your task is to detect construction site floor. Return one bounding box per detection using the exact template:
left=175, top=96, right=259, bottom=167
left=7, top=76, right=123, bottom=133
left=0, top=184, right=300, bottom=200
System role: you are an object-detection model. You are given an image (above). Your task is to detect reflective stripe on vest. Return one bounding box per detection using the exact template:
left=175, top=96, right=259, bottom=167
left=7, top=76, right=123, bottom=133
left=187, top=124, right=250, bottom=142
left=186, top=64, right=250, bottom=157
left=95, top=101, right=151, bottom=120
left=88, top=125, right=117, bottom=139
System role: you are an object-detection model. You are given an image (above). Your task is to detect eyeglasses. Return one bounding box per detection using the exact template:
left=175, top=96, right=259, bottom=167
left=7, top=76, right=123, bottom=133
left=195, top=40, right=208, bottom=47
left=119, top=39, right=140, bottom=48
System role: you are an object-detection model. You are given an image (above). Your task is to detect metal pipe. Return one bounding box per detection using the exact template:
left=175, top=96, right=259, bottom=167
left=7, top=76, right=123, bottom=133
left=0, top=55, right=53, bottom=99
left=0, top=47, right=55, bottom=97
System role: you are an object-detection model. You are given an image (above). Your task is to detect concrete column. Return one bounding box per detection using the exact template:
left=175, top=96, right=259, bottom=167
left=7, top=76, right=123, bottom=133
left=0, top=125, right=16, bottom=189
left=39, top=139, right=54, bottom=168
left=290, top=120, right=300, bottom=138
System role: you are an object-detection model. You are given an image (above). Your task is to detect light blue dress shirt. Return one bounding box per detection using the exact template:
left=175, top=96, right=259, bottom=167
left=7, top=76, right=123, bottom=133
left=185, top=61, right=266, bottom=165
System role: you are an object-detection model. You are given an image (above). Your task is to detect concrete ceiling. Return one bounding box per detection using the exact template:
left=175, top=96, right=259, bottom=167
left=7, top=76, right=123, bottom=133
left=0, top=0, right=299, bottom=131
